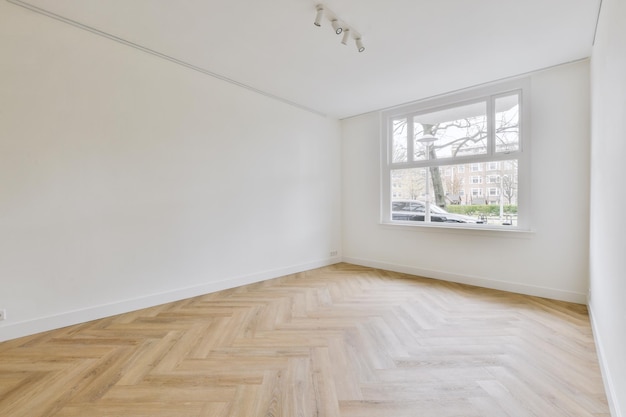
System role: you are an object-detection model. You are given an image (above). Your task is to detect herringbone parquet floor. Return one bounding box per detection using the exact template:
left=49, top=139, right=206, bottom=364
left=0, top=263, right=610, bottom=417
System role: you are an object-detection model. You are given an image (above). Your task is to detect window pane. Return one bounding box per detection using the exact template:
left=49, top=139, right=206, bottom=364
left=414, top=101, right=488, bottom=161
left=391, top=168, right=427, bottom=202
left=392, top=118, right=408, bottom=163
left=495, top=94, right=519, bottom=153
left=391, top=160, right=518, bottom=225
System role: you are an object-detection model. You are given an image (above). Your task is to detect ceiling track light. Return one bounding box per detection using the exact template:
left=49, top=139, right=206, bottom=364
left=356, top=38, right=365, bottom=53
left=313, top=4, right=365, bottom=53
left=331, top=19, right=342, bottom=35
left=341, top=28, right=350, bottom=45
left=313, top=5, right=324, bottom=27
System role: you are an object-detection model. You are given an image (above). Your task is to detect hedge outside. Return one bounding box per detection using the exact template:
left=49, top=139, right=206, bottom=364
left=445, top=204, right=518, bottom=216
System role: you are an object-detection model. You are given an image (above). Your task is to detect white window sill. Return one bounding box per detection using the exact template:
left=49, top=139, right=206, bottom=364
left=380, top=220, right=536, bottom=238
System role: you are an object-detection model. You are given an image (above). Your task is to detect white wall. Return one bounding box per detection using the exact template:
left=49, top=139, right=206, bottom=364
left=0, top=2, right=341, bottom=341
left=342, top=61, right=590, bottom=303
left=589, top=0, right=626, bottom=414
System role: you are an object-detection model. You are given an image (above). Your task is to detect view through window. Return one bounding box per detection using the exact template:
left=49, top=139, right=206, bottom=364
left=382, top=81, right=527, bottom=228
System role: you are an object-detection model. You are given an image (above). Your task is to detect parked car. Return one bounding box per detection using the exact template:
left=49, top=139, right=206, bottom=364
left=391, top=200, right=484, bottom=223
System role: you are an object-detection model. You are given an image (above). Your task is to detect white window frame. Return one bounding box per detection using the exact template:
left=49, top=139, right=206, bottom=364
left=380, top=77, right=531, bottom=230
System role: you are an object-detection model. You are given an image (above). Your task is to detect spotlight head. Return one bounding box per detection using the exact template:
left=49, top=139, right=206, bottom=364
left=331, top=19, right=342, bottom=35
left=314, top=5, right=324, bottom=27
left=356, top=37, right=365, bottom=53
left=341, top=28, right=350, bottom=45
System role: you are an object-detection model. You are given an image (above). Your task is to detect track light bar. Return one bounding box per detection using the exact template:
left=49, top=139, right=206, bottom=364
left=313, top=4, right=365, bottom=53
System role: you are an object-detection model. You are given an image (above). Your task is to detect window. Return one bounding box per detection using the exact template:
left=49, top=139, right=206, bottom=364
left=381, top=78, right=529, bottom=229
left=471, top=163, right=483, bottom=172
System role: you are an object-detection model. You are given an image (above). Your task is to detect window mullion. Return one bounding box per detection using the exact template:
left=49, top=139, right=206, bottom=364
left=487, top=97, right=495, bottom=155
left=407, top=116, right=414, bottom=163
left=387, top=120, right=393, bottom=166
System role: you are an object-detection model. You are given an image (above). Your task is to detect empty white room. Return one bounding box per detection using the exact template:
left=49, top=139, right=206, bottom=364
left=1, top=0, right=624, bottom=416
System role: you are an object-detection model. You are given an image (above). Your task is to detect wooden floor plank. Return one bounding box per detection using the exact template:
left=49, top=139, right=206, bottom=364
left=0, top=263, right=610, bottom=416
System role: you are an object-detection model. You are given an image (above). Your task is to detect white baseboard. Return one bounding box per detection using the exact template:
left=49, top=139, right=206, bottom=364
left=588, top=302, right=623, bottom=417
left=0, top=257, right=341, bottom=343
left=342, top=256, right=587, bottom=304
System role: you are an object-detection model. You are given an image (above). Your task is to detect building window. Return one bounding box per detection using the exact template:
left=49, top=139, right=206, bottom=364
left=381, top=77, right=528, bottom=228
left=487, top=161, right=500, bottom=171
left=471, top=163, right=483, bottom=172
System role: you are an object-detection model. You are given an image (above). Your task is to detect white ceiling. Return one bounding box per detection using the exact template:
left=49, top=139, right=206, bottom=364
left=11, top=0, right=601, bottom=119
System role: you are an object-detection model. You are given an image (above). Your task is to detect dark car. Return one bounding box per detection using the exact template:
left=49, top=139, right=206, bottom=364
left=391, top=200, right=483, bottom=223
